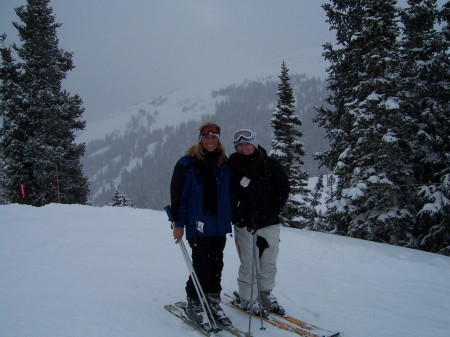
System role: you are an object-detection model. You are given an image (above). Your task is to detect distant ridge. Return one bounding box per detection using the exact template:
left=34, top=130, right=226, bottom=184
left=80, top=74, right=329, bottom=208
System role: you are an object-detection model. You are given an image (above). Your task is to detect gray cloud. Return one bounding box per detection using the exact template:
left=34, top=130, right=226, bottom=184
left=3, top=0, right=437, bottom=122
left=0, top=0, right=333, bottom=120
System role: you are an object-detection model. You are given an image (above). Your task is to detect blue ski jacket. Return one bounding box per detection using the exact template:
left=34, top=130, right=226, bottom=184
left=170, top=154, right=232, bottom=240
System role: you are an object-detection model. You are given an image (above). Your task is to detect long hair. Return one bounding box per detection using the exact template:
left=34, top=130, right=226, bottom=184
left=186, top=122, right=227, bottom=165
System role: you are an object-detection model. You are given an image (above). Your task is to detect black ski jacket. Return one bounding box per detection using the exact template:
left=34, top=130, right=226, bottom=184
left=229, top=146, right=290, bottom=231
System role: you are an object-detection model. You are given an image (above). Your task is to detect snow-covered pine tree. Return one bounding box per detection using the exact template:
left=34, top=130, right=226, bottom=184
left=326, top=174, right=337, bottom=204
left=111, top=190, right=121, bottom=207
left=342, top=0, right=418, bottom=245
left=0, top=35, right=30, bottom=204
left=315, top=0, right=367, bottom=235
left=309, top=173, right=324, bottom=230
left=311, top=173, right=324, bottom=207
left=110, top=190, right=135, bottom=208
left=435, top=0, right=450, bottom=256
left=0, top=184, right=8, bottom=205
left=270, top=61, right=313, bottom=228
left=318, top=0, right=419, bottom=246
left=427, top=0, right=450, bottom=256
left=0, top=0, right=89, bottom=206
left=121, top=193, right=135, bottom=208
left=398, top=0, right=450, bottom=255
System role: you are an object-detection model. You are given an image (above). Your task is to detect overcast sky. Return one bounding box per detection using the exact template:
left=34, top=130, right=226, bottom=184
left=0, top=0, right=445, bottom=121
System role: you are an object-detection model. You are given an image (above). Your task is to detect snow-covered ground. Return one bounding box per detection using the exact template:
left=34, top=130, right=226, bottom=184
left=1, top=203, right=449, bottom=337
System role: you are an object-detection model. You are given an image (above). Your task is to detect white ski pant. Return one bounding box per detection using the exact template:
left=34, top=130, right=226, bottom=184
left=234, top=224, right=281, bottom=303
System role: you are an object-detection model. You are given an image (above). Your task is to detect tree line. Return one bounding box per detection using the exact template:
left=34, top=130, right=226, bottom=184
left=312, top=0, right=449, bottom=255
left=1, top=0, right=448, bottom=256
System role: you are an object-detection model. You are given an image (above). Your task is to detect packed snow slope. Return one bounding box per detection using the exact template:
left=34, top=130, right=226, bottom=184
left=1, top=204, right=449, bottom=337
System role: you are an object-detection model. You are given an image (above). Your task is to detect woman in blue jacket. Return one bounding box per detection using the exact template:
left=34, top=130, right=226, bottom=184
left=170, top=122, right=232, bottom=327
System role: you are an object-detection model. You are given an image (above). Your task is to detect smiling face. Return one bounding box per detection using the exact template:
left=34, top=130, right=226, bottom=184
left=235, top=142, right=255, bottom=155
left=200, top=134, right=220, bottom=152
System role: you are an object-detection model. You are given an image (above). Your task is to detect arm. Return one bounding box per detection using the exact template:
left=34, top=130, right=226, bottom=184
left=270, top=158, right=290, bottom=213
left=170, top=160, right=189, bottom=243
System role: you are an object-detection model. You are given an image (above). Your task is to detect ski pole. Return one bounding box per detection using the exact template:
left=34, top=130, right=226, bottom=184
left=251, top=231, right=265, bottom=331
left=179, top=238, right=219, bottom=331
left=164, top=206, right=219, bottom=334
left=247, top=231, right=256, bottom=335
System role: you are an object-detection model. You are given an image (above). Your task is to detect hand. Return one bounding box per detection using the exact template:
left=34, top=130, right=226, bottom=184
left=235, top=219, right=248, bottom=229
left=173, top=226, right=184, bottom=244
left=232, top=215, right=244, bottom=226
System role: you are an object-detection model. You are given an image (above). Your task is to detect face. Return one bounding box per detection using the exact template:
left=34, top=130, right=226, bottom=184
left=236, top=142, right=255, bottom=155
left=200, top=134, right=219, bottom=152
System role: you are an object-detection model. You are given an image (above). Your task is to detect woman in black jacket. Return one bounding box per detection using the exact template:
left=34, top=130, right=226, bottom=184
left=229, top=129, right=290, bottom=315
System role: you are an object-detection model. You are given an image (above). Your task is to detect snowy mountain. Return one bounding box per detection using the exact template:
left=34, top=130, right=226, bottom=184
left=78, top=85, right=231, bottom=207
left=79, top=74, right=329, bottom=208
left=77, top=85, right=224, bottom=145
left=1, top=201, right=449, bottom=337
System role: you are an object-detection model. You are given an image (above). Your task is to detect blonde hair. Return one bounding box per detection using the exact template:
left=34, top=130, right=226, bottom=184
left=186, top=121, right=227, bottom=165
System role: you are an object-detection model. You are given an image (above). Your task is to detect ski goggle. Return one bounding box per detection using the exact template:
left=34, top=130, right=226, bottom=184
left=199, top=125, right=220, bottom=139
left=233, top=129, right=255, bottom=145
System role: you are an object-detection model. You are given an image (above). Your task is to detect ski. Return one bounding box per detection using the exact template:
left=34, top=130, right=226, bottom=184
left=164, top=303, right=215, bottom=337
left=223, top=293, right=340, bottom=337
left=223, top=298, right=310, bottom=336
left=165, top=301, right=250, bottom=337
left=232, top=290, right=337, bottom=335
left=174, top=302, right=250, bottom=337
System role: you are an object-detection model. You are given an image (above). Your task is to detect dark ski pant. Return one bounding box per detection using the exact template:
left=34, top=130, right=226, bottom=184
left=186, top=235, right=227, bottom=300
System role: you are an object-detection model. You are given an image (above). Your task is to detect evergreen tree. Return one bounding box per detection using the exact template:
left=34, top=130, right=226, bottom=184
left=317, top=0, right=449, bottom=254
left=326, top=174, right=337, bottom=204
left=435, top=0, right=450, bottom=256
left=111, top=190, right=121, bottom=207
left=110, top=190, right=135, bottom=208
left=343, top=0, right=417, bottom=246
left=0, top=0, right=89, bottom=206
left=311, top=173, right=324, bottom=207
left=0, top=185, right=8, bottom=205
left=309, top=173, right=324, bottom=230
left=270, top=61, right=313, bottom=228
left=315, top=0, right=367, bottom=235
left=398, top=0, right=450, bottom=255
left=311, top=174, right=334, bottom=232
left=0, top=35, right=30, bottom=204
left=318, top=0, right=418, bottom=245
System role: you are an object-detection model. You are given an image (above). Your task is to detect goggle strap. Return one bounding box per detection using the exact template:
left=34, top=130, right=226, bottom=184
left=201, top=132, right=220, bottom=138
left=200, top=126, right=220, bottom=136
